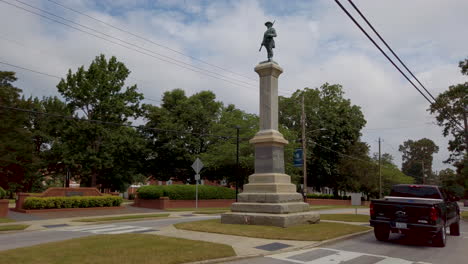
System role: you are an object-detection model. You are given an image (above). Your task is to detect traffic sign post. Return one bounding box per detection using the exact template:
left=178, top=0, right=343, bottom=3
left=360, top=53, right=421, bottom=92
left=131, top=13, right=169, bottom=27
left=191, top=159, right=204, bottom=209
left=195, top=174, right=200, bottom=208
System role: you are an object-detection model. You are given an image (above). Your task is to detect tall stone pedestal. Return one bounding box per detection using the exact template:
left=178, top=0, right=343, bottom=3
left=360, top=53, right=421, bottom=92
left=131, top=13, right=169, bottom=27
left=221, top=62, right=319, bottom=227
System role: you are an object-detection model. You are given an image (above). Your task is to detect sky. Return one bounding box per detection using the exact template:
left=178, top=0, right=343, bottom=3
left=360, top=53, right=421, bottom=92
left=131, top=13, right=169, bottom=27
left=0, top=0, right=466, bottom=172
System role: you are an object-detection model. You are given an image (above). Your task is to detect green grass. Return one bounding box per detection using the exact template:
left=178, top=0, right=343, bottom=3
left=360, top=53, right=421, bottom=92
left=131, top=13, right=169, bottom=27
left=175, top=219, right=371, bottom=241
left=309, top=205, right=368, bottom=211
left=319, top=214, right=370, bottom=222
left=166, top=207, right=230, bottom=212
left=0, top=234, right=235, bottom=264
left=0, top=218, right=15, bottom=223
left=73, top=214, right=170, bottom=222
left=9, top=199, right=15, bottom=204
left=461, top=211, right=468, bottom=221
left=0, top=224, right=29, bottom=232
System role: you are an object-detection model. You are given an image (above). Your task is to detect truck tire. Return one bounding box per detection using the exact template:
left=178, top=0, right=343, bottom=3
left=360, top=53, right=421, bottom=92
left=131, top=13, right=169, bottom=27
left=374, top=225, right=389, bottom=241
left=450, top=221, right=460, bottom=236
left=433, top=224, right=446, bottom=247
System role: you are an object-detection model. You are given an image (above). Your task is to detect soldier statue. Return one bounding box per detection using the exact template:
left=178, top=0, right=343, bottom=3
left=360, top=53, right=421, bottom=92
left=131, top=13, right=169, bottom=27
left=259, top=21, right=277, bottom=62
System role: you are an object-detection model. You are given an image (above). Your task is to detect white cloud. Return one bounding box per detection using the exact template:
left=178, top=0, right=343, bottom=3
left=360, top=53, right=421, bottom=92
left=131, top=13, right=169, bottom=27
left=0, top=0, right=465, bottom=172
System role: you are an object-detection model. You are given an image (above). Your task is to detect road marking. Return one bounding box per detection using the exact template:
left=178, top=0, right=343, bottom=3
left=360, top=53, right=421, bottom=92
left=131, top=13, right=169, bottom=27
left=55, top=224, right=153, bottom=234
left=268, top=248, right=429, bottom=264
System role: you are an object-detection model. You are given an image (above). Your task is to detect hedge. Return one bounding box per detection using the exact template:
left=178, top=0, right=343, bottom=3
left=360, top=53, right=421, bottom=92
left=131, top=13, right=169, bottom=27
left=23, top=196, right=123, bottom=209
left=0, top=187, right=6, bottom=199
left=137, top=186, right=163, bottom=199
left=137, top=185, right=235, bottom=200
left=306, top=193, right=351, bottom=200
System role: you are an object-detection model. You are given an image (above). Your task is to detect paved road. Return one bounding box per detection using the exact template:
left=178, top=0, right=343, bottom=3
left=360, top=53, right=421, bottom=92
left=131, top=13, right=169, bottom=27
left=228, top=221, right=468, bottom=264
left=1, top=215, right=216, bottom=251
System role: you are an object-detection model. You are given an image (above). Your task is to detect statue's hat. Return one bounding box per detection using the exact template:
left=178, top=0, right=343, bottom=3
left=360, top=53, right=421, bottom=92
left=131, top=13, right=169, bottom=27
left=265, top=21, right=273, bottom=26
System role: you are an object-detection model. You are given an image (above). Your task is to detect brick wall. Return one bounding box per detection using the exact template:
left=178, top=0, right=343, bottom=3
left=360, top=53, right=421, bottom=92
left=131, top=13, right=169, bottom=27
left=134, top=197, right=235, bottom=209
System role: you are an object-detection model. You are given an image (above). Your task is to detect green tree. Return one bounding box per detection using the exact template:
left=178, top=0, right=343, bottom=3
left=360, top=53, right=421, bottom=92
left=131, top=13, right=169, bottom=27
left=429, top=58, right=467, bottom=196
left=279, top=83, right=366, bottom=195
left=399, top=138, right=439, bottom=184
left=0, top=71, right=35, bottom=193
left=144, top=89, right=224, bottom=182
left=56, top=54, right=144, bottom=189
left=200, top=104, right=258, bottom=186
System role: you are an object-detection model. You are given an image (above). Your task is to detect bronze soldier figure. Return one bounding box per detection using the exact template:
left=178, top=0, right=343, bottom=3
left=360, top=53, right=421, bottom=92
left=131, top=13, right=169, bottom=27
left=259, top=21, right=277, bottom=61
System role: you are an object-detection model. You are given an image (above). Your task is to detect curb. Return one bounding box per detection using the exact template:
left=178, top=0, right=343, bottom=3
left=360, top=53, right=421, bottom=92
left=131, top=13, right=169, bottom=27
left=187, top=226, right=373, bottom=264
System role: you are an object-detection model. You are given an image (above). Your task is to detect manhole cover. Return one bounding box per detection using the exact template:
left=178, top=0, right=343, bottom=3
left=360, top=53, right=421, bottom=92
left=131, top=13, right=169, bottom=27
left=255, top=242, right=291, bottom=251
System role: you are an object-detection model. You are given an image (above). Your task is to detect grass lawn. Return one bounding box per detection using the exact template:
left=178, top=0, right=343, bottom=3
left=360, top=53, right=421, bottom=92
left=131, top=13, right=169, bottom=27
left=0, top=224, right=29, bottom=232
left=309, top=205, right=368, bottom=211
left=166, top=207, right=230, bottom=212
left=73, top=214, right=170, bottom=222
left=0, top=217, right=15, bottom=223
left=0, top=234, right=235, bottom=264
left=9, top=199, right=15, bottom=204
left=319, top=214, right=370, bottom=222
left=175, top=219, right=371, bottom=241
left=462, top=211, right=468, bottom=221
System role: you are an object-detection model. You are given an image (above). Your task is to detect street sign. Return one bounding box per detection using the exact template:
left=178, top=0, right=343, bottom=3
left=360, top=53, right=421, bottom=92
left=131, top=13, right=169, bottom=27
left=194, top=174, right=200, bottom=181
left=293, top=148, right=303, bottom=167
left=191, top=158, right=204, bottom=174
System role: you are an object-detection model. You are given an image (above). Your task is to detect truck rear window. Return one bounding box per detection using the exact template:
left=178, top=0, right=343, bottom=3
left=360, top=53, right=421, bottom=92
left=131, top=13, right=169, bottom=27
left=389, top=186, right=442, bottom=199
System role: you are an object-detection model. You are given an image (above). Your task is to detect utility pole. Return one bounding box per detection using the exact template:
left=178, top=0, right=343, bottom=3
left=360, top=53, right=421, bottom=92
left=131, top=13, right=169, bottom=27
left=235, top=126, right=240, bottom=202
left=302, top=94, right=307, bottom=201
left=378, top=137, right=382, bottom=199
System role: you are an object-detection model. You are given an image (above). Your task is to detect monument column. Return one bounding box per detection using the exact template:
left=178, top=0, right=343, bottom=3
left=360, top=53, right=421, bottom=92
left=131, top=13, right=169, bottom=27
left=221, top=62, right=320, bottom=227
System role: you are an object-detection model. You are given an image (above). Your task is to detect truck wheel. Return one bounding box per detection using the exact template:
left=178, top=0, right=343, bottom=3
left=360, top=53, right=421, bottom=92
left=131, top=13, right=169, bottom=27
left=374, top=225, right=389, bottom=241
left=433, top=225, right=446, bottom=247
left=450, top=221, right=460, bottom=236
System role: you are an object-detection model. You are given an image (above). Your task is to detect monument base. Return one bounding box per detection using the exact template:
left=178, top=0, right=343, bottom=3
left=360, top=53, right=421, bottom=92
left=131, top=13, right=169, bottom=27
left=221, top=211, right=320, bottom=228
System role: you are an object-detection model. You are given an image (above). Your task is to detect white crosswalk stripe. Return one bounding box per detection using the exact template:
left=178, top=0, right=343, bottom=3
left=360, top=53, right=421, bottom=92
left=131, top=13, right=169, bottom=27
left=268, top=248, right=431, bottom=264
left=55, top=224, right=153, bottom=235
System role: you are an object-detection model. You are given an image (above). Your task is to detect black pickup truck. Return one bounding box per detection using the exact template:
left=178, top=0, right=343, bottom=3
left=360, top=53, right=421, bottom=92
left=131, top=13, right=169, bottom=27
left=370, top=184, right=460, bottom=247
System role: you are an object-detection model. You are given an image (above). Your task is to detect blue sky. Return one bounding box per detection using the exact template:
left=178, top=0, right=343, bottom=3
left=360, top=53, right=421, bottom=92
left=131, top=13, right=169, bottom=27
left=0, top=0, right=466, bottom=172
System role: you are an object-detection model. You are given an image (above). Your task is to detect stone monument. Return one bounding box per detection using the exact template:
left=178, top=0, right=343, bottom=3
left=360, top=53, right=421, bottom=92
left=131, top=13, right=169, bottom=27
left=221, top=22, right=320, bottom=227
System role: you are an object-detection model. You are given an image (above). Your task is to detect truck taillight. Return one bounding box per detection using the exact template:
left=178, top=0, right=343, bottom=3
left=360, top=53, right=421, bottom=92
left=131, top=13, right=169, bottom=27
left=370, top=202, right=374, bottom=217
left=430, top=207, right=438, bottom=222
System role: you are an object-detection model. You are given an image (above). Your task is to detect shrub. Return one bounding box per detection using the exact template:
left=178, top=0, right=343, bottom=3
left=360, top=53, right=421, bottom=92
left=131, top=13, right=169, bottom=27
left=137, top=186, right=163, bottom=199
left=23, top=196, right=123, bottom=210
left=0, top=187, right=6, bottom=199
left=137, top=185, right=235, bottom=200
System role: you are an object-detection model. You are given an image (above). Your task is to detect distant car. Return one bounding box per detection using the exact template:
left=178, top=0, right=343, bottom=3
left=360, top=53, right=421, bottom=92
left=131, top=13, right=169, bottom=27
left=369, top=184, right=460, bottom=247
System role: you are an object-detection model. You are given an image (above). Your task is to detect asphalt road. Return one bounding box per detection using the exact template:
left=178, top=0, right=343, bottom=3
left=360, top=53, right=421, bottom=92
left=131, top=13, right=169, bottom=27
left=228, top=220, right=468, bottom=264
left=0, top=215, right=216, bottom=251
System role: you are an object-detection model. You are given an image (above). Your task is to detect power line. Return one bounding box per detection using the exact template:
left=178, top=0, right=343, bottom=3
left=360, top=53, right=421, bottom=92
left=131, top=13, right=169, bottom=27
left=0, top=61, right=161, bottom=103
left=347, top=0, right=437, bottom=102
left=12, top=0, right=256, bottom=88
left=1, top=0, right=256, bottom=91
left=0, top=105, right=242, bottom=140
left=310, top=140, right=419, bottom=179
left=45, top=0, right=256, bottom=83
left=334, top=0, right=464, bottom=132
left=346, top=0, right=464, bottom=133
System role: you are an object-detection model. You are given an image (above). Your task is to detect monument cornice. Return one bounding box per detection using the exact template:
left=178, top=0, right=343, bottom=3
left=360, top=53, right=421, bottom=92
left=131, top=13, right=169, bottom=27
left=254, top=62, right=283, bottom=78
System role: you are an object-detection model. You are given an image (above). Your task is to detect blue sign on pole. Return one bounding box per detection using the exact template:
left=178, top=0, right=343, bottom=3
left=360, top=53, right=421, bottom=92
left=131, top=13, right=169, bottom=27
left=293, top=148, right=303, bottom=167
